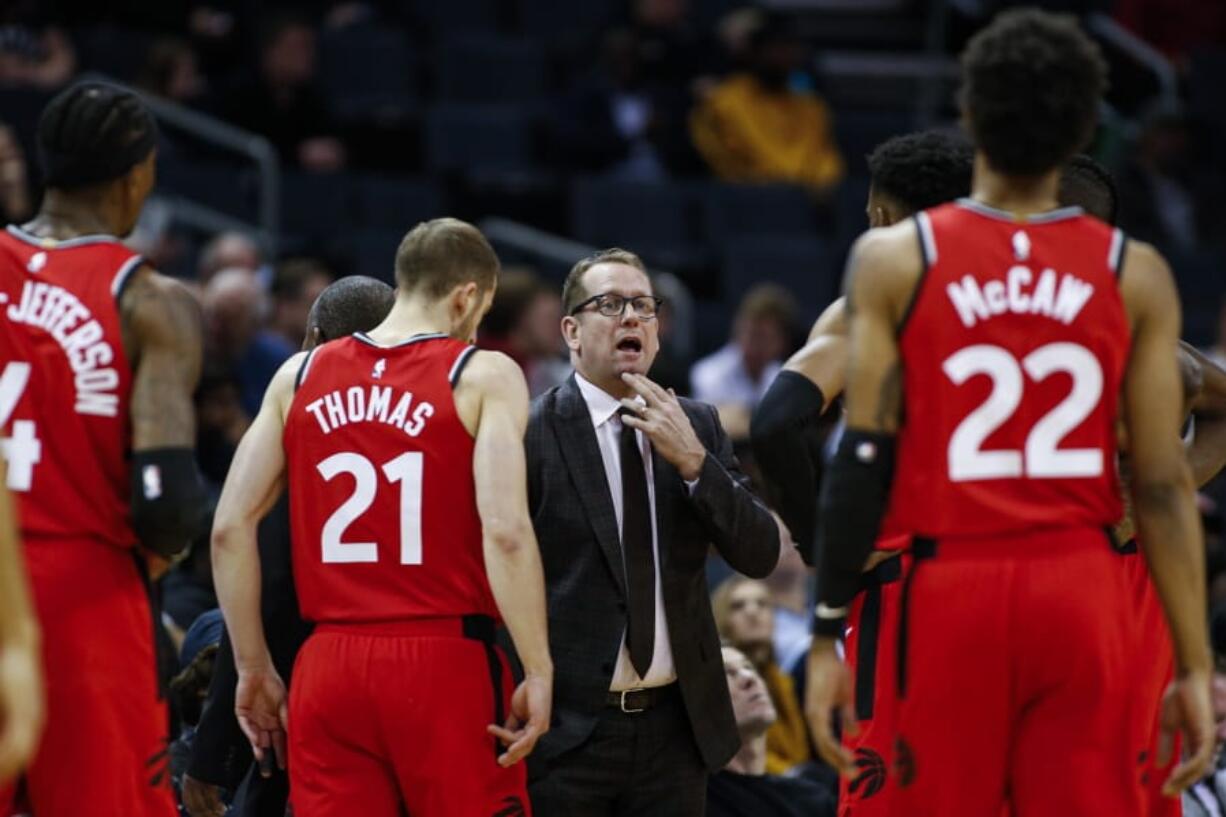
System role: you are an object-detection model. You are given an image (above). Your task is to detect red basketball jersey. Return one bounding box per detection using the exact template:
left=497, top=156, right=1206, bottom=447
left=283, top=332, right=497, bottom=624
left=887, top=201, right=1129, bottom=538
left=0, top=226, right=141, bottom=547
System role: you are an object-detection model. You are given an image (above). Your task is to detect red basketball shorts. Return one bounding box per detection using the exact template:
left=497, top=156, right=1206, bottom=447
left=892, top=528, right=1141, bottom=817
left=288, top=616, right=530, bottom=817
left=1, top=538, right=175, bottom=817
left=839, top=553, right=907, bottom=817
left=1122, top=545, right=1180, bottom=817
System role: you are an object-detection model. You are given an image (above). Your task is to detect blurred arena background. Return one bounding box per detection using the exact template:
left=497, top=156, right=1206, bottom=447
left=1, top=1, right=1225, bottom=804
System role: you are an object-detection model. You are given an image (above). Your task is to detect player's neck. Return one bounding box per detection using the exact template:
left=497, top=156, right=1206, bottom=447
left=970, top=155, right=1062, bottom=218
left=365, top=297, right=455, bottom=344
left=725, top=734, right=769, bottom=775
left=26, top=191, right=122, bottom=239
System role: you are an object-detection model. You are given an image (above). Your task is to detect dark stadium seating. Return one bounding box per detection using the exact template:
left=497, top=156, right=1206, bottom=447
left=279, top=171, right=352, bottom=240
left=570, top=178, right=710, bottom=273
left=436, top=35, right=548, bottom=104
left=350, top=175, right=444, bottom=230
left=515, top=0, right=617, bottom=42
left=720, top=236, right=838, bottom=317
left=407, top=0, right=501, bottom=36
left=424, top=104, right=536, bottom=174
left=701, top=183, right=821, bottom=247
left=319, top=24, right=418, bottom=120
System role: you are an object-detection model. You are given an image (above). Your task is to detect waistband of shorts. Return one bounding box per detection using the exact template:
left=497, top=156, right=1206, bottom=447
left=913, top=525, right=1113, bottom=560
left=314, top=614, right=497, bottom=642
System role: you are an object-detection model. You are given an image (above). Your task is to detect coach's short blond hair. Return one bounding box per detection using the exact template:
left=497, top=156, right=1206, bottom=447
left=394, top=218, right=499, bottom=299
left=561, top=247, right=648, bottom=314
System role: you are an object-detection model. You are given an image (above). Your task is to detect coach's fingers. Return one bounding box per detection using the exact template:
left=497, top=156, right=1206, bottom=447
left=496, top=721, right=545, bottom=767
left=271, top=726, right=288, bottom=771
left=487, top=723, right=523, bottom=745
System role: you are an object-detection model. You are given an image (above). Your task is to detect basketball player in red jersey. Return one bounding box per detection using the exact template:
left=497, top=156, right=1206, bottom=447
left=212, top=218, right=552, bottom=817
left=805, top=10, right=1213, bottom=816
left=752, top=129, right=973, bottom=817
left=0, top=82, right=205, bottom=816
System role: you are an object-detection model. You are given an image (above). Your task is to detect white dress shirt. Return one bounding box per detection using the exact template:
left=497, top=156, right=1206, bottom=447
left=575, top=373, right=679, bottom=691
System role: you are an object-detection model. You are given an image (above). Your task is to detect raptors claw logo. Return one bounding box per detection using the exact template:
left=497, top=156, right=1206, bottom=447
left=491, top=795, right=526, bottom=817
left=849, top=747, right=887, bottom=799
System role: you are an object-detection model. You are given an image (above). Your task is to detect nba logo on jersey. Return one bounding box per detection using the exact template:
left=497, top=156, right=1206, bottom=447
left=27, top=251, right=46, bottom=273
left=372, top=358, right=386, bottom=379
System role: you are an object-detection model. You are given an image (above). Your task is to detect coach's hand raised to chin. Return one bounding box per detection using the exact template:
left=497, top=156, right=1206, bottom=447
left=1158, top=669, right=1215, bottom=795
left=235, top=663, right=289, bottom=776
left=619, top=373, right=707, bottom=482
left=488, top=672, right=552, bottom=767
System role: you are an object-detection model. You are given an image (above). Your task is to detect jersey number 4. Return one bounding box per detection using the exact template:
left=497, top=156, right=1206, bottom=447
left=944, top=342, right=1103, bottom=481
left=317, top=451, right=423, bottom=564
left=0, top=362, right=41, bottom=492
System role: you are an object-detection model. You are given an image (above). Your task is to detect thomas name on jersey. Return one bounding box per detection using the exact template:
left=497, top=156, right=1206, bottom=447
left=946, top=266, right=1094, bottom=329
left=304, top=384, right=435, bottom=437
left=6, top=279, right=120, bottom=417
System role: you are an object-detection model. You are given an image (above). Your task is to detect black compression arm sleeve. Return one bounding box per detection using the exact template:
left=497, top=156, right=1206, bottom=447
left=750, top=371, right=826, bottom=561
left=812, top=429, right=896, bottom=636
left=131, top=447, right=209, bottom=558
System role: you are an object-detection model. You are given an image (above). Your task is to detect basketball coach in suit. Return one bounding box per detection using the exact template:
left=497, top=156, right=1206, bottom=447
left=524, top=248, right=782, bottom=817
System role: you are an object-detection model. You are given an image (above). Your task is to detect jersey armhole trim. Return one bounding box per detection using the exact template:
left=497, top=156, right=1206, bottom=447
left=449, top=345, right=478, bottom=388
left=294, top=348, right=319, bottom=392
left=896, top=213, right=932, bottom=338
left=111, top=255, right=145, bottom=301
left=1108, top=229, right=1127, bottom=280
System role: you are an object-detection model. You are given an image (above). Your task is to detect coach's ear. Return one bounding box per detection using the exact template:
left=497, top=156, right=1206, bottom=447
left=561, top=314, right=581, bottom=354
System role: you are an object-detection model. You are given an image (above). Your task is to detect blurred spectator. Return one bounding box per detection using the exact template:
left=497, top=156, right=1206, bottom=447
left=0, top=20, right=75, bottom=89
left=551, top=27, right=698, bottom=180
left=202, top=268, right=295, bottom=416
left=168, top=610, right=225, bottom=805
left=648, top=297, right=691, bottom=396
left=195, top=365, right=249, bottom=485
left=713, top=576, right=813, bottom=775
left=691, top=284, right=796, bottom=440
left=478, top=268, right=569, bottom=396
left=269, top=257, right=333, bottom=349
left=198, top=230, right=263, bottom=285
left=690, top=13, right=843, bottom=192
left=627, top=0, right=714, bottom=90
left=1117, top=104, right=1207, bottom=252
left=217, top=13, right=346, bottom=172
left=707, top=645, right=836, bottom=817
left=0, top=125, right=31, bottom=222
left=136, top=38, right=207, bottom=105
left=763, top=533, right=812, bottom=674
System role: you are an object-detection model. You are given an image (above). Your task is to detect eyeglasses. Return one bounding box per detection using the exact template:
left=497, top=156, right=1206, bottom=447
left=569, top=292, right=664, bottom=319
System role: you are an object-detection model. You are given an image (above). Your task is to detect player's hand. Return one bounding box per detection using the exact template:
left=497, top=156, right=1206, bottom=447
left=181, top=773, right=226, bottom=817
left=0, top=632, right=43, bottom=781
left=619, top=373, right=706, bottom=481
left=235, top=664, right=288, bottom=776
left=1158, top=669, right=1215, bottom=795
left=488, top=672, right=551, bottom=767
left=805, top=636, right=857, bottom=776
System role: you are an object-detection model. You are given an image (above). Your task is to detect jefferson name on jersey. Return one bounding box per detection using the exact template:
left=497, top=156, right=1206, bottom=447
left=946, top=265, right=1095, bottom=329
left=7, top=279, right=120, bottom=417
left=304, top=384, right=435, bottom=437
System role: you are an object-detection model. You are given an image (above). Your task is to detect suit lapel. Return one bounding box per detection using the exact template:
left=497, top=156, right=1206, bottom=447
left=553, top=377, right=627, bottom=596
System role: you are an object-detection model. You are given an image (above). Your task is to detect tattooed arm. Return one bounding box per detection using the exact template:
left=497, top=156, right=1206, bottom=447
left=121, top=267, right=206, bottom=559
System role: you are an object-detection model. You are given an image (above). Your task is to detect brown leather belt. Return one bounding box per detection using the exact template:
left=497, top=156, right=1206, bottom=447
left=605, top=682, right=678, bottom=714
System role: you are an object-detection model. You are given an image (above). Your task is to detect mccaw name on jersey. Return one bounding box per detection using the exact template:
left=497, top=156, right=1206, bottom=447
left=946, top=266, right=1095, bottom=330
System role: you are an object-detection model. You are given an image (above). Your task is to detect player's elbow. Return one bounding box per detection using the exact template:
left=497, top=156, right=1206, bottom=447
left=1131, top=471, right=1195, bottom=517
left=483, top=518, right=535, bottom=556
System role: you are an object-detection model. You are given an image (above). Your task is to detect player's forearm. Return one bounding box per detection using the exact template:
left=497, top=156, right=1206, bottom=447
left=211, top=525, right=272, bottom=672
left=483, top=525, right=552, bottom=680
left=1134, top=476, right=1212, bottom=674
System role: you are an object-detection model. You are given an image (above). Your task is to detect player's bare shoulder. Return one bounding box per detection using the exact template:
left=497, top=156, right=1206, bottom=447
left=1117, top=239, right=1179, bottom=331
left=845, top=220, right=924, bottom=324
left=452, top=349, right=530, bottom=433
left=807, top=296, right=848, bottom=342
left=119, top=265, right=203, bottom=364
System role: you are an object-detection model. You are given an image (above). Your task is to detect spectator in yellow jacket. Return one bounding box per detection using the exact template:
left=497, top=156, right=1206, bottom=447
left=691, top=14, right=843, bottom=193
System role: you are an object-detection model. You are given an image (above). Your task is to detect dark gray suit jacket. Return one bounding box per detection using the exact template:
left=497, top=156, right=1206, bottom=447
left=525, top=375, right=781, bottom=771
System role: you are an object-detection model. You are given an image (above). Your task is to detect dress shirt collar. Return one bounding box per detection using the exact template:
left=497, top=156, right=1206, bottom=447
left=574, top=372, right=644, bottom=429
